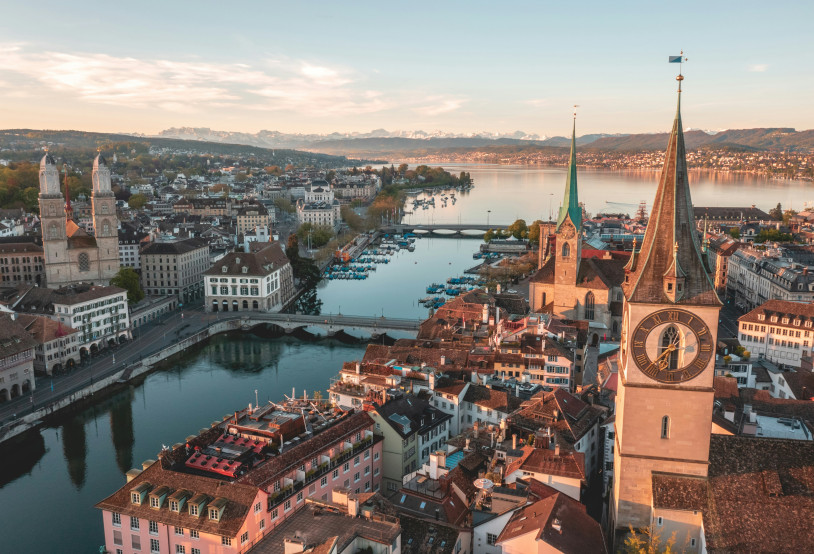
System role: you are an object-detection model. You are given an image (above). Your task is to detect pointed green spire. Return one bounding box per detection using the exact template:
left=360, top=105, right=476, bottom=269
left=556, top=117, right=581, bottom=232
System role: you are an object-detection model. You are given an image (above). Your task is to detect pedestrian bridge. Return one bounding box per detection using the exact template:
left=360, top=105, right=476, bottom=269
left=224, top=312, right=422, bottom=337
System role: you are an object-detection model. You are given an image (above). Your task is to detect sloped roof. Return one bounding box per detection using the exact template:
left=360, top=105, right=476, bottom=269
left=496, top=493, right=606, bottom=552
left=204, top=242, right=289, bottom=277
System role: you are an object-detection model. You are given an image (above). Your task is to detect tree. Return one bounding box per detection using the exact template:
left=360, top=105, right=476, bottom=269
left=527, top=220, right=544, bottom=245
left=769, top=202, right=783, bottom=221
left=782, top=209, right=798, bottom=226
left=297, top=223, right=334, bottom=248
left=110, top=268, right=144, bottom=304
left=729, top=228, right=740, bottom=239
left=286, top=234, right=321, bottom=289
left=508, top=219, right=528, bottom=240
left=483, top=229, right=495, bottom=242
left=274, top=197, right=296, bottom=214
left=622, top=525, right=677, bottom=554
left=128, top=193, right=147, bottom=210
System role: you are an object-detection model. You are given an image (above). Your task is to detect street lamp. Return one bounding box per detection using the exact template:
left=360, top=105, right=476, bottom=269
left=487, top=210, right=491, bottom=228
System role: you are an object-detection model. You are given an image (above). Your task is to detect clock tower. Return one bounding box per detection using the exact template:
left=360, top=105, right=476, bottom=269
left=611, top=77, right=721, bottom=531
left=553, top=116, right=582, bottom=298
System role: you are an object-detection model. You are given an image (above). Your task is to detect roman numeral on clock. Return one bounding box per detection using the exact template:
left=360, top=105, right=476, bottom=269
left=694, top=357, right=708, bottom=369
left=651, top=314, right=663, bottom=325
left=700, top=344, right=712, bottom=352
left=633, top=340, right=644, bottom=348
left=636, top=354, right=648, bottom=367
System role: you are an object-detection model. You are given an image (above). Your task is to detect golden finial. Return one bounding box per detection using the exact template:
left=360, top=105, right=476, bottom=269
left=97, top=146, right=101, bottom=153
left=573, top=104, right=579, bottom=120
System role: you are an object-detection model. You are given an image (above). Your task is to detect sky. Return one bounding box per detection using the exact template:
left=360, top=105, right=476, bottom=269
left=1, top=0, right=812, bottom=137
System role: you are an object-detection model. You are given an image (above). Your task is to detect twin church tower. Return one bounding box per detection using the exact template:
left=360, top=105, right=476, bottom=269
left=544, top=78, right=721, bottom=532
left=38, top=151, right=119, bottom=287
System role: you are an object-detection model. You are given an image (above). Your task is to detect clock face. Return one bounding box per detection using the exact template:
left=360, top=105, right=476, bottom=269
left=629, top=308, right=714, bottom=383
left=560, top=222, right=575, bottom=240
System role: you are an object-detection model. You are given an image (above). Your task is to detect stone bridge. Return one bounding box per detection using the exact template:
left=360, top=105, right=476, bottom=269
left=230, top=312, right=422, bottom=337
left=383, top=223, right=512, bottom=236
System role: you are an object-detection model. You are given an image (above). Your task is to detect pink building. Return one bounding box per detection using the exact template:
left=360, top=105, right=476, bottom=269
left=97, top=410, right=383, bottom=554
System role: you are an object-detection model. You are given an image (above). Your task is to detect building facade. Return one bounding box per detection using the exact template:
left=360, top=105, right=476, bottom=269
left=726, top=246, right=814, bottom=311
left=0, top=242, right=45, bottom=286
left=737, top=299, right=814, bottom=368
left=236, top=204, right=270, bottom=236
left=204, top=242, right=294, bottom=313
left=39, top=152, right=119, bottom=287
left=140, top=238, right=209, bottom=303
left=0, top=313, right=37, bottom=402
left=296, top=183, right=341, bottom=228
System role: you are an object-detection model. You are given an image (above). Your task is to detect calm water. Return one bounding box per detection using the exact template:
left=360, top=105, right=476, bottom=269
left=1, top=166, right=809, bottom=552
left=401, top=164, right=812, bottom=226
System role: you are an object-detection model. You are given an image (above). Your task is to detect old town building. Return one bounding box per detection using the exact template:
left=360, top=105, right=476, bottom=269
left=0, top=313, right=37, bottom=402
left=0, top=241, right=45, bottom=286
left=204, top=242, right=294, bottom=312
left=140, top=238, right=209, bottom=303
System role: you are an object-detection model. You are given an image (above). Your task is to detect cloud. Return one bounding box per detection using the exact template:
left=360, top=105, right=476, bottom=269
left=748, top=64, right=768, bottom=72
left=524, top=98, right=548, bottom=108
left=413, top=96, right=466, bottom=116
left=0, top=43, right=388, bottom=116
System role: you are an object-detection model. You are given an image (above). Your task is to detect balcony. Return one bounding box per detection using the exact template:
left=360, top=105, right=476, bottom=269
left=266, top=435, right=379, bottom=511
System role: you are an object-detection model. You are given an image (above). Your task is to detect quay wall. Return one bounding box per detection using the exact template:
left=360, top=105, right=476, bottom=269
left=0, top=320, right=240, bottom=445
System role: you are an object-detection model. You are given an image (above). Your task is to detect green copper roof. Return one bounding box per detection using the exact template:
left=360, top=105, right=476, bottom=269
left=556, top=119, right=581, bottom=232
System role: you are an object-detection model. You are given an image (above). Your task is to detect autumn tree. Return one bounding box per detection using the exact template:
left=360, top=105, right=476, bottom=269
left=128, top=193, right=147, bottom=210
left=110, top=268, right=145, bottom=304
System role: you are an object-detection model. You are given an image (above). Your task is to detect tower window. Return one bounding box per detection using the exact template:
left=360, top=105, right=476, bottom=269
left=78, top=253, right=91, bottom=272
left=585, top=292, right=595, bottom=320
left=561, top=242, right=570, bottom=258
left=660, top=325, right=681, bottom=370
left=661, top=416, right=670, bottom=439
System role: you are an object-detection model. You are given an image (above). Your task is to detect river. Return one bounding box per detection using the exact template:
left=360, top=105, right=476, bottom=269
left=0, top=165, right=809, bottom=553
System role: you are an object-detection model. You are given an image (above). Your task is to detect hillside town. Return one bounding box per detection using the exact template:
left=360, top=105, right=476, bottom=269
left=2, top=96, right=814, bottom=554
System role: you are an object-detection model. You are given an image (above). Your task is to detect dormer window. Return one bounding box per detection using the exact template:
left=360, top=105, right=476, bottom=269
left=771, top=316, right=778, bottom=323
left=806, top=321, right=813, bottom=328
left=758, top=314, right=765, bottom=321
left=222, top=266, right=228, bottom=273
left=190, top=505, right=198, bottom=516
left=794, top=319, right=801, bottom=326
left=150, top=497, right=160, bottom=508
left=131, top=492, right=141, bottom=505
left=235, top=257, right=241, bottom=264
left=242, top=266, right=248, bottom=274
left=169, top=500, right=179, bottom=512
left=209, top=508, right=219, bottom=520
left=782, top=318, right=790, bottom=325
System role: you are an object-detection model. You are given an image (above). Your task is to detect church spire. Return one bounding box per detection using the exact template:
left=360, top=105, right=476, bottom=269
left=63, top=164, right=73, bottom=220
left=622, top=76, right=720, bottom=306
left=556, top=107, right=581, bottom=233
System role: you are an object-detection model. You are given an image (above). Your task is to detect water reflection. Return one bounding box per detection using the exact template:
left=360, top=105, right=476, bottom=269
left=61, top=416, right=87, bottom=489
left=0, top=432, right=46, bottom=489
left=109, top=389, right=135, bottom=475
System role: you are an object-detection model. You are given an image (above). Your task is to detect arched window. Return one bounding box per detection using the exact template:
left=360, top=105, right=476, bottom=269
left=585, top=291, right=595, bottom=320
left=47, top=222, right=59, bottom=240
left=561, top=242, right=570, bottom=258
left=661, top=415, right=670, bottom=439
left=660, top=325, right=681, bottom=370
left=102, top=219, right=110, bottom=236
left=78, top=253, right=90, bottom=272
left=612, top=321, right=619, bottom=335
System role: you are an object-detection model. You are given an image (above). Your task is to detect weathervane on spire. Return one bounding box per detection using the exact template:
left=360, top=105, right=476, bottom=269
left=573, top=104, right=579, bottom=120
left=669, top=51, right=688, bottom=91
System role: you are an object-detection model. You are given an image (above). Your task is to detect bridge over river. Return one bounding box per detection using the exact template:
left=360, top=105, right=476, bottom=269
left=233, top=312, right=422, bottom=336
left=383, top=222, right=512, bottom=236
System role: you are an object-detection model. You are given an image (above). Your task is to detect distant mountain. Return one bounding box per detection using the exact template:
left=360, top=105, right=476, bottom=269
left=585, top=128, right=814, bottom=152
left=156, top=127, right=551, bottom=150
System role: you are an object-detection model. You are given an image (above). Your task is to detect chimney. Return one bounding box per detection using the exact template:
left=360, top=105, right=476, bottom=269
left=465, top=438, right=471, bottom=451
left=356, top=362, right=361, bottom=375
left=551, top=518, right=562, bottom=533
left=497, top=284, right=502, bottom=294
left=554, top=443, right=560, bottom=456
left=512, top=434, right=517, bottom=450
left=440, top=355, right=446, bottom=366
left=515, top=384, right=520, bottom=397
left=474, top=421, right=479, bottom=438
left=284, top=538, right=306, bottom=554
left=348, top=496, right=360, bottom=517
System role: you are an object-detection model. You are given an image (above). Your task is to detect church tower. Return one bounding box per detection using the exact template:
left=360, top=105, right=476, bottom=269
left=39, top=151, right=71, bottom=285
left=612, top=76, right=721, bottom=531
left=553, top=116, right=582, bottom=308
left=91, top=152, right=120, bottom=282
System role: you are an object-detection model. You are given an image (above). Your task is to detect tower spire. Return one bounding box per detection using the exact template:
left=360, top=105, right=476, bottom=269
left=556, top=105, right=581, bottom=232
left=63, top=164, right=73, bottom=220
left=622, top=74, right=720, bottom=306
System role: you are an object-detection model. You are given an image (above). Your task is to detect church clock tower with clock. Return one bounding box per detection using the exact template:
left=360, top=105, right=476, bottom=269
left=611, top=75, right=722, bottom=531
